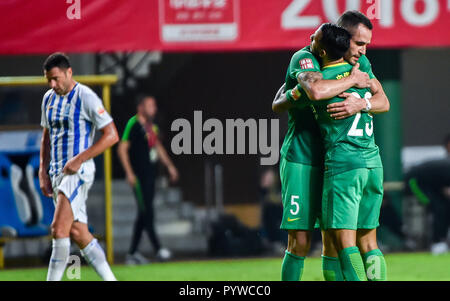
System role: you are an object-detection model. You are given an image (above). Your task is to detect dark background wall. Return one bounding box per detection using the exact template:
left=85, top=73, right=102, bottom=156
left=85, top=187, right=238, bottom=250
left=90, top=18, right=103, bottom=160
left=121, top=51, right=294, bottom=205
left=401, top=48, right=450, bottom=146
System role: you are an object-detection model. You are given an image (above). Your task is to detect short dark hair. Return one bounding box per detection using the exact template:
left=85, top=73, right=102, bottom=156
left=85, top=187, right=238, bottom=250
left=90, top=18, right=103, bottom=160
left=43, top=52, right=71, bottom=71
left=336, top=10, right=373, bottom=35
left=135, top=94, right=155, bottom=107
left=319, top=23, right=351, bottom=61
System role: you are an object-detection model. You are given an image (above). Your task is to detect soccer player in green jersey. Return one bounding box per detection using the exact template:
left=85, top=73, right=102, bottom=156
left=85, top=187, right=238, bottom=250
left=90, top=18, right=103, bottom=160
left=279, top=23, right=388, bottom=281
left=274, top=11, right=389, bottom=281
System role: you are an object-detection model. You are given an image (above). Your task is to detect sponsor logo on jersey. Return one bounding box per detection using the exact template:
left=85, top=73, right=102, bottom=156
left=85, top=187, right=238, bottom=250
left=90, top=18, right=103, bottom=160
left=300, top=58, right=314, bottom=70
left=336, top=71, right=350, bottom=80
left=287, top=217, right=301, bottom=222
left=97, top=107, right=105, bottom=116
left=63, top=104, right=71, bottom=116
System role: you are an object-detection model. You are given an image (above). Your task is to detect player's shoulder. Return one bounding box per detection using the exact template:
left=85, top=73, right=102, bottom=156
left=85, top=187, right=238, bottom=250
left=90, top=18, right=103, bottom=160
left=124, top=115, right=141, bottom=132
left=357, top=55, right=377, bottom=79
left=77, top=83, right=100, bottom=100
left=122, top=115, right=140, bottom=141
left=42, top=89, right=54, bottom=102
left=358, top=55, right=372, bottom=69
left=126, top=115, right=138, bottom=126
left=291, top=46, right=317, bottom=60
left=290, top=46, right=320, bottom=77
left=290, top=45, right=320, bottom=71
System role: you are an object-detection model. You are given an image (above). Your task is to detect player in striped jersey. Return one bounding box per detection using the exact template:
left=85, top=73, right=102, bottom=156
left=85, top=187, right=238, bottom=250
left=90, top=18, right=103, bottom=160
left=39, top=53, right=119, bottom=281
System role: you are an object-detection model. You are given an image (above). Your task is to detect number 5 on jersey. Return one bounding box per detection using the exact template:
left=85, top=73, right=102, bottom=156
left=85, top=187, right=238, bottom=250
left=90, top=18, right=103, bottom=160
left=288, top=195, right=301, bottom=222
left=290, top=195, right=300, bottom=215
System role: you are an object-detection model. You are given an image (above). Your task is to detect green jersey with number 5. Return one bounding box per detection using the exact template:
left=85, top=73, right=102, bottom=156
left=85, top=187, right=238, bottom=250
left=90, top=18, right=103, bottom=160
left=310, top=62, right=382, bottom=176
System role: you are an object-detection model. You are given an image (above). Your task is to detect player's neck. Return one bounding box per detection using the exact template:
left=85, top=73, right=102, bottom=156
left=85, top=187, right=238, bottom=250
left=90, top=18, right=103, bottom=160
left=69, top=79, right=77, bottom=91
left=137, top=113, right=146, bottom=125
left=60, top=80, right=77, bottom=96
left=137, top=113, right=152, bottom=126
left=322, top=57, right=345, bottom=68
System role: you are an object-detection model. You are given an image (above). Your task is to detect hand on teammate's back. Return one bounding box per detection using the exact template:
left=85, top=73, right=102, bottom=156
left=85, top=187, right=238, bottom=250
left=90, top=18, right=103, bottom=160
left=327, top=92, right=366, bottom=120
left=350, top=63, right=370, bottom=89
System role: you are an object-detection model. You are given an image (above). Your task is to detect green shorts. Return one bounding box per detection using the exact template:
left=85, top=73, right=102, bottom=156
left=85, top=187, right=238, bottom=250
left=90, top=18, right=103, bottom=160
left=322, top=167, right=383, bottom=230
left=279, top=157, right=323, bottom=231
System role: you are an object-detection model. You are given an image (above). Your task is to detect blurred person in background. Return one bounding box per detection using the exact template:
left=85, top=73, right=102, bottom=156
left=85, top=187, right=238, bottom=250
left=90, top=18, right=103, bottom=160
left=259, top=167, right=286, bottom=253
left=404, top=134, right=450, bottom=255
left=117, top=95, right=179, bottom=264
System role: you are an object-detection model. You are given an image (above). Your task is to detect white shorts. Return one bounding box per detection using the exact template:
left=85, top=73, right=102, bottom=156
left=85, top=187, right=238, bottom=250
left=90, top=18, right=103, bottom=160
left=51, top=161, right=95, bottom=224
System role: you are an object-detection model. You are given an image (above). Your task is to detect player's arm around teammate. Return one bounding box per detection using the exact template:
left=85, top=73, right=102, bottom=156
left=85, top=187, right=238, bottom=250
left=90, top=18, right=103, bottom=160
left=274, top=12, right=390, bottom=118
left=297, top=61, right=369, bottom=101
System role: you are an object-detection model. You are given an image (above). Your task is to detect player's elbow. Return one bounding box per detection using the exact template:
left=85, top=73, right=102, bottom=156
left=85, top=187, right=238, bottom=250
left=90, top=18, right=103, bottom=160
left=375, top=96, right=390, bottom=113
left=105, top=124, right=119, bottom=147
left=272, top=102, right=284, bottom=114
left=383, top=98, right=391, bottom=112
left=304, top=86, right=322, bottom=101
left=110, top=131, right=119, bottom=146
left=307, top=90, right=322, bottom=101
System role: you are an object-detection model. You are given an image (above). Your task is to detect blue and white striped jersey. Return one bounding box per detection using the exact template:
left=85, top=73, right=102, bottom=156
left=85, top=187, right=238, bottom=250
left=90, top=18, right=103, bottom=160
left=40, top=83, right=113, bottom=178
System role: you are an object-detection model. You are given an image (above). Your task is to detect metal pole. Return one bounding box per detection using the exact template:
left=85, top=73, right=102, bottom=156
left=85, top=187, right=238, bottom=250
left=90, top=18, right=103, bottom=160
left=102, top=84, right=114, bottom=264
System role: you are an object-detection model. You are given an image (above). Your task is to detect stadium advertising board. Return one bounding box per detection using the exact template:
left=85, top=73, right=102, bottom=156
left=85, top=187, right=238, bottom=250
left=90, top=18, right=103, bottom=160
left=0, top=0, right=449, bottom=54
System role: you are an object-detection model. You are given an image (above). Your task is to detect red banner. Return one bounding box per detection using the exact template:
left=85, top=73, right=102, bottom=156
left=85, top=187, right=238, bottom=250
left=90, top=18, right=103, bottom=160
left=0, top=0, right=449, bottom=54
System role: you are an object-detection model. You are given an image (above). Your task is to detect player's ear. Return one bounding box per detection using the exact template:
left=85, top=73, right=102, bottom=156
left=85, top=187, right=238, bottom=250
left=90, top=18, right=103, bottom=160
left=319, top=49, right=326, bottom=58
left=65, top=67, right=73, bottom=78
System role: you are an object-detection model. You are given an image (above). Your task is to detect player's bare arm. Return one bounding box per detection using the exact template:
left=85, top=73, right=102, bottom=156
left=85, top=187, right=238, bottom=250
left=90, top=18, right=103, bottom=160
left=63, top=122, right=119, bottom=175
left=327, top=77, right=390, bottom=120
left=298, top=63, right=370, bottom=101
left=272, top=83, right=293, bottom=114
left=117, top=140, right=137, bottom=186
left=38, top=127, right=53, bottom=197
left=155, top=141, right=179, bottom=183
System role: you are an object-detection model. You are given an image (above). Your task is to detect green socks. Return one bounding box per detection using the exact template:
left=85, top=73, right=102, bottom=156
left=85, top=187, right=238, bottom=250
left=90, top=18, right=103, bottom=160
left=281, top=251, right=305, bottom=281
left=338, top=246, right=367, bottom=281
left=362, top=249, right=387, bottom=281
left=281, top=248, right=386, bottom=281
left=322, top=255, right=345, bottom=281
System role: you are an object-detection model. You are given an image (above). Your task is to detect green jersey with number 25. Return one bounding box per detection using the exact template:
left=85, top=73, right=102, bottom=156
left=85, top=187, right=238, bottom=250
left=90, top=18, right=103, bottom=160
left=310, top=62, right=382, bottom=176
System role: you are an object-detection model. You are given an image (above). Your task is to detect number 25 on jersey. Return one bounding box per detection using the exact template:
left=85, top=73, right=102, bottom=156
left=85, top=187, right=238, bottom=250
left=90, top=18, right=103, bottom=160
left=348, top=92, right=373, bottom=137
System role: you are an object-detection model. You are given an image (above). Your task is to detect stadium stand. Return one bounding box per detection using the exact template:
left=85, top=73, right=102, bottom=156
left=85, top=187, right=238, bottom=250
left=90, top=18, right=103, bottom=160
left=0, top=153, right=52, bottom=268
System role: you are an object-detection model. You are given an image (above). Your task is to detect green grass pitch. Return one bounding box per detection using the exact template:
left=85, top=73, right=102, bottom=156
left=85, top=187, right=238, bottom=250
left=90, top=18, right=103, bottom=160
left=0, top=253, right=449, bottom=281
